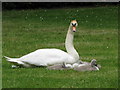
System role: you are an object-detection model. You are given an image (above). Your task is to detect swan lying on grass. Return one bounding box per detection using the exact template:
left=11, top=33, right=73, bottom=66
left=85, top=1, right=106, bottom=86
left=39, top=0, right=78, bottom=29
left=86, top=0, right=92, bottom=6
left=5, top=20, right=81, bottom=68
left=47, top=59, right=101, bottom=71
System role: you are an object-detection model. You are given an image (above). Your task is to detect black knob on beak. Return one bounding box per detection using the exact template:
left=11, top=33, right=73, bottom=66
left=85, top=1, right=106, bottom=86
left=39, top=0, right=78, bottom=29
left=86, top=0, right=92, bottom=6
left=72, top=23, right=76, bottom=27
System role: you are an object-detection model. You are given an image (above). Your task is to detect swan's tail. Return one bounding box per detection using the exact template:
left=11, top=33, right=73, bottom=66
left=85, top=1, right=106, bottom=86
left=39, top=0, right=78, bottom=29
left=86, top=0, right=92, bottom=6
left=4, top=56, right=31, bottom=68
left=4, top=56, right=25, bottom=65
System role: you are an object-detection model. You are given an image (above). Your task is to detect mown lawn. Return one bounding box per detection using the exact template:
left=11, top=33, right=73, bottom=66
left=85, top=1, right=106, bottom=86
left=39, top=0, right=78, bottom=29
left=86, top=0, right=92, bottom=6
left=2, top=6, right=118, bottom=88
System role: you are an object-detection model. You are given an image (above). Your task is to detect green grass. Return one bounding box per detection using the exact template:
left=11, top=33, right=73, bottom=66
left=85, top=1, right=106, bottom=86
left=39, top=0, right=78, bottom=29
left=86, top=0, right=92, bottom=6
left=0, top=11, right=2, bottom=89
left=2, top=6, right=118, bottom=88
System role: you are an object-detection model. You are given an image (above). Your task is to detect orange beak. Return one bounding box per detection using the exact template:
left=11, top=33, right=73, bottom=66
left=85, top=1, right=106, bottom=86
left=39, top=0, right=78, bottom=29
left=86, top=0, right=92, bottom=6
left=72, top=26, right=76, bottom=32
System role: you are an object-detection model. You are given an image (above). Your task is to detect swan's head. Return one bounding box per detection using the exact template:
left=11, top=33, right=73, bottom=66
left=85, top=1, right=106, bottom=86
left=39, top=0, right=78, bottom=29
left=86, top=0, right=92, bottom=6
left=70, top=20, right=78, bottom=32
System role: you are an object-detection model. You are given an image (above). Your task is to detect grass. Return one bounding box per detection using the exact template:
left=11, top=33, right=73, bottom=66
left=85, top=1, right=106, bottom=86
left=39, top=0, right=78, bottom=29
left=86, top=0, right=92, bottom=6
left=2, top=6, right=118, bottom=88
left=0, top=11, right=2, bottom=89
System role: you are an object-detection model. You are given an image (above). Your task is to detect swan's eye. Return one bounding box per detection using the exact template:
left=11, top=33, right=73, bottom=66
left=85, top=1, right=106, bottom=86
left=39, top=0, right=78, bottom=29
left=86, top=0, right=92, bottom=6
left=72, top=23, right=77, bottom=26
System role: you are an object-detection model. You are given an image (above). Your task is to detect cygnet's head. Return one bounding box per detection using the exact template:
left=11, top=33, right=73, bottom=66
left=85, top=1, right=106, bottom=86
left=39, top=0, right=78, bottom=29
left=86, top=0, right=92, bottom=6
left=91, top=59, right=97, bottom=67
left=91, top=59, right=101, bottom=70
left=70, top=20, right=78, bottom=32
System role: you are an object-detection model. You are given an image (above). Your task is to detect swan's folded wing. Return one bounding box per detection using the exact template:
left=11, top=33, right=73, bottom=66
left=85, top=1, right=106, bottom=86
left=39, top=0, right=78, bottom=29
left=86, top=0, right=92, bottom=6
left=19, top=49, right=74, bottom=66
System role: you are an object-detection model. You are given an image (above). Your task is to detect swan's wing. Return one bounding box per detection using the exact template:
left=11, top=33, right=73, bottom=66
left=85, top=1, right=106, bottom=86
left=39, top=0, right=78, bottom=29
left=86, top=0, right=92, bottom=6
left=19, top=49, right=74, bottom=66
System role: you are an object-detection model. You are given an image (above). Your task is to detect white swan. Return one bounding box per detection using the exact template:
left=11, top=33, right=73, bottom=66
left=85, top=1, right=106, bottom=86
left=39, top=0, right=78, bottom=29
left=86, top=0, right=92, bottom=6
left=4, top=20, right=80, bottom=68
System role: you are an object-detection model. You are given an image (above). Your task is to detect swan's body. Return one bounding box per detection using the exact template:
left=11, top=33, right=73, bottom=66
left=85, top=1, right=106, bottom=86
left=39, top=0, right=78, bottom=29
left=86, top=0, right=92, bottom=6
left=5, top=20, right=80, bottom=67
left=7, top=49, right=75, bottom=67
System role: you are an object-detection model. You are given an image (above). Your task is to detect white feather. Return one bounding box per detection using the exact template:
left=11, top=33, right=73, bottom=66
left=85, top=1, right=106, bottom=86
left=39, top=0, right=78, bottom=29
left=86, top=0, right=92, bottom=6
left=19, top=49, right=75, bottom=66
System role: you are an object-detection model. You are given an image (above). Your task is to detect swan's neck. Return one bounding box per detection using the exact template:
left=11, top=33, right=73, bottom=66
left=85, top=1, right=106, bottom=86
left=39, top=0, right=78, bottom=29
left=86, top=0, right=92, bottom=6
left=65, top=26, right=80, bottom=61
